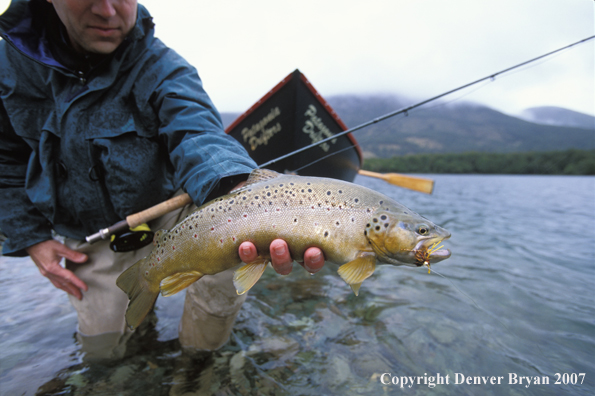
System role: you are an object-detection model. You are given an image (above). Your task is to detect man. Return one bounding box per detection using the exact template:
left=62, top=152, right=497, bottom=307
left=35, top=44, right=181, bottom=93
left=0, top=0, right=324, bottom=359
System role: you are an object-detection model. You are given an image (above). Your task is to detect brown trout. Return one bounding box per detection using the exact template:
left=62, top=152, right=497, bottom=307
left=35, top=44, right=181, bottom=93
left=117, top=169, right=451, bottom=328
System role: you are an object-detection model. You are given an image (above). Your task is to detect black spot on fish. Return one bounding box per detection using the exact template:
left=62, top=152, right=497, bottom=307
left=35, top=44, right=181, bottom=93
left=373, top=218, right=378, bottom=223
left=380, top=215, right=387, bottom=221
left=254, top=196, right=259, bottom=200
left=324, top=231, right=329, bottom=237
left=375, top=226, right=381, bottom=231
left=338, top=190, right=343, bottom=194
left=384, top=223, right=389, bottom=228
left=354, top=198, right=359, bottom=203
left=364, top=230, right=367, bottom=236
left=327, top=191, right=331, bottom=196
left=308, top=189, right=312, bottom=193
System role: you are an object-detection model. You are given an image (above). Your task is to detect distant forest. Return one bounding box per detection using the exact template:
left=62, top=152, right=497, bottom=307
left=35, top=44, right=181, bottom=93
left=362, top=149, right=595, bottom=175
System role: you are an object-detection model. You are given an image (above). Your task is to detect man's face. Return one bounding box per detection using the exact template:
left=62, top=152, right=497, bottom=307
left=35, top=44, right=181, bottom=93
left=49, top=0, right=138, bottom=54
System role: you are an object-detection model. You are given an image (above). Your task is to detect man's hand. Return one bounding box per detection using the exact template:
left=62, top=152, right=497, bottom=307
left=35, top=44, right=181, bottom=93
left=26, top=240, right=89, bottom=300
left=238, top=239, right=325, bottom=275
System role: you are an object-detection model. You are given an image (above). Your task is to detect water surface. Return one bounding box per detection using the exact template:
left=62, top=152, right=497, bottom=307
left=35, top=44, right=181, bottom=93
left=1, top=175, right=593, bottom=395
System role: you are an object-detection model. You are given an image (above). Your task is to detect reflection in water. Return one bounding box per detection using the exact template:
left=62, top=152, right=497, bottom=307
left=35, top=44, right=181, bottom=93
left=1, top=175, right=593, bottom=395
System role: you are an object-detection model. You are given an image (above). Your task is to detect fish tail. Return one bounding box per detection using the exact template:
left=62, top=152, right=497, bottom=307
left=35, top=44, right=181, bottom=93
left=116, top=257, right=159, bottom=330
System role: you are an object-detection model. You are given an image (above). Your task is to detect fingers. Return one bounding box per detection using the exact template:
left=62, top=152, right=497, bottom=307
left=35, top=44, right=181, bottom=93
left=238, top=239, right=326, bottom=276
left=238, top=241, right=258, bottom=263
left=302, top=247, right=325, bottom=274
left=269, top=239, right=293, bottom=275
left=59, top=244, right=88, bottom=264
left=27, top=239, right=88, bottom=299
left=44, top=262, right=89, bottom=300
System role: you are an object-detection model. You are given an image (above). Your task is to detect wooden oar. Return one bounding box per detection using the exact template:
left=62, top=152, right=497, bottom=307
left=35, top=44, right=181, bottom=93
left=358, top=169, right=434, bottom=194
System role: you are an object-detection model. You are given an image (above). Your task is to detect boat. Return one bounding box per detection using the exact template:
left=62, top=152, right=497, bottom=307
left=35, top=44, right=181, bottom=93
left=225, top=69, right=363, bottom=182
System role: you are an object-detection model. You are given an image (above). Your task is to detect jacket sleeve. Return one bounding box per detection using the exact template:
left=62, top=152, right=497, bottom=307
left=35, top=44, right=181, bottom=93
left=0, top=100, right=53, bottom=256
left=150, top=59, right=257, bottom=205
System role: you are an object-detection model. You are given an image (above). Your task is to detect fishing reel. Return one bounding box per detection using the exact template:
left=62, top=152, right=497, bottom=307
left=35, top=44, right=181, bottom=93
left=109, top=223, right=154, bottom=252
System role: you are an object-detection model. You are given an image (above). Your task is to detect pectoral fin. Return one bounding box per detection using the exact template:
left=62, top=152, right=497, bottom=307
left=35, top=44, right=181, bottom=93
left=160, top=271, right=203, bottom=297
left=233, top=258, right=270, bottom=295
left=337, top=253, right=377, bottom=296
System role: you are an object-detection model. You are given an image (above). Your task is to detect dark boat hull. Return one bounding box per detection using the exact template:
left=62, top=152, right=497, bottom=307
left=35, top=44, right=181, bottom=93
left=226, top=70, right=362, bottom=182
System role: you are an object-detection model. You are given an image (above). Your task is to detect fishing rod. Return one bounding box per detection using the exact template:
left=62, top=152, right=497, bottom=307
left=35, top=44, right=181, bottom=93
left=85, top=35, right=594, bottom=245
left=259, top=35, right=595, bottom=170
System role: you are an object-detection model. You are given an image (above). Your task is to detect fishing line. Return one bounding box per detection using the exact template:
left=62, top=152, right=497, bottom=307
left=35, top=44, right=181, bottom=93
left=258, top=35, right=595, bottom=171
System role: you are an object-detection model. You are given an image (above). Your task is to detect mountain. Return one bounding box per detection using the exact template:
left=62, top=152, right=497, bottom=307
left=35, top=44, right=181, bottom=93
left=518, top=106, right=595, bottom=129
left=221, top=95, right=595, bottom=158
left=326, top=96, right=595, bottom=158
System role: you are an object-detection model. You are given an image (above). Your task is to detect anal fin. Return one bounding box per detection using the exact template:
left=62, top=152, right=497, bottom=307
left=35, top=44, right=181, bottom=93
left=233, top=257, right=270, bottom=295
left=160, top=271, right=203, bottom=297
left=337, top=252, right=376, bottom=296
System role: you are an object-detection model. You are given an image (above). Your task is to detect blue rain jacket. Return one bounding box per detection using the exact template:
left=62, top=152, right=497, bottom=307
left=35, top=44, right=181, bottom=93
left=0, top=0, right=257, bottom=256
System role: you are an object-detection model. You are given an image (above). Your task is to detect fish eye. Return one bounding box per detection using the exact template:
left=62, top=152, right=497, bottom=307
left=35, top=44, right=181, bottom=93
left=416, top=224, right=430, bottom=236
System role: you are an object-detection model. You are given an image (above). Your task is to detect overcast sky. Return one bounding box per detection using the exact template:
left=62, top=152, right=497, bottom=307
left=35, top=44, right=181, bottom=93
left=138, top=0, right=594, bottom=117
left=1, top=0, right=593, bottom=116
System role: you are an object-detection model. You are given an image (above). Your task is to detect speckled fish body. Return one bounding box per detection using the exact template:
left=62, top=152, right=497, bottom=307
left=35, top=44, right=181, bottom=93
left=117, top=169, right=451, bottom=328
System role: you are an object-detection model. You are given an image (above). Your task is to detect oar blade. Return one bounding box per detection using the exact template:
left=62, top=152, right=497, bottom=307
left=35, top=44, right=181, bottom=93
left=358, top=170, right=434, bottom=194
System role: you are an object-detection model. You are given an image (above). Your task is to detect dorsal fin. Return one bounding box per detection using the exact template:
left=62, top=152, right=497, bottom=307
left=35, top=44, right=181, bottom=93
left=245, top=169, right=282, bottom=186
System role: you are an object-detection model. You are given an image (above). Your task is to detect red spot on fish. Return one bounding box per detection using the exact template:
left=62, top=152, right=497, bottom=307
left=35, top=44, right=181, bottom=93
left=233, top=237, right=236, bottom=241
left=243, top=214, right=248, bottom=218
left=172, top=246, right=175, bottom=250
left=220, top=239, right=223, bottom=243
left=194, top=234, right=198, bottom=238
left=211, top=227, right=215, bottom=231
left=228, top=219, right=232, bottom=222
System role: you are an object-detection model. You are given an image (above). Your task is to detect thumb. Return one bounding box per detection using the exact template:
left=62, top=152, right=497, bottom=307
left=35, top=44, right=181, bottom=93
left=57, top=244, right=88, bottom=264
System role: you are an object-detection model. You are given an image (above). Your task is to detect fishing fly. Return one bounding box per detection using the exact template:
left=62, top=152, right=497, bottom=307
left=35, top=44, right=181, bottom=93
left=415, top=241, right=445, bottom=274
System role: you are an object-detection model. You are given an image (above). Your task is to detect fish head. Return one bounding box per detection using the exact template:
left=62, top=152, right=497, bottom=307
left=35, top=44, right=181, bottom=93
left=364, top=210, right=451, bottom=267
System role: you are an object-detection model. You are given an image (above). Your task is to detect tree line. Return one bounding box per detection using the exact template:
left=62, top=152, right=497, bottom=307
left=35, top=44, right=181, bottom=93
left=362, top=149, right=595, bottom=175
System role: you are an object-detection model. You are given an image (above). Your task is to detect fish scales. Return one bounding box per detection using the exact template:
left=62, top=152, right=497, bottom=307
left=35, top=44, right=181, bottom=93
left=117, top=169, right=451, bottom=329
